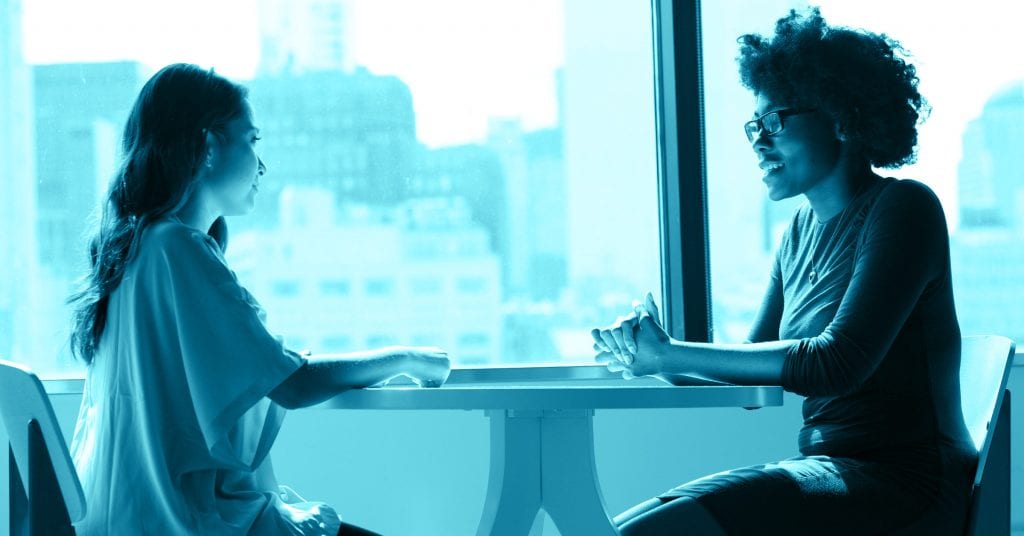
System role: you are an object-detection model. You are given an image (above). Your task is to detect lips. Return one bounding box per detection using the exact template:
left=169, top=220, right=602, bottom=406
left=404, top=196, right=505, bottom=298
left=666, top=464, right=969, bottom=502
left=759, top=160, right=784, bottom=179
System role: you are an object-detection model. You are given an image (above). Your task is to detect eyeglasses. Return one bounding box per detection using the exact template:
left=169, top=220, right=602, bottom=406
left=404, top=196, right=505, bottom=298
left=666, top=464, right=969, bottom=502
left=744, top=108, right=816, bottom=142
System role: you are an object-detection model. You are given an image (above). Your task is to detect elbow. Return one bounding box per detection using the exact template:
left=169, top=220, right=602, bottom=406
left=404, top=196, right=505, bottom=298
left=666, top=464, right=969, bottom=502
left=784, top=336, right=873, bottom=397
left=269, top=364, right=312, bottom=410
left=268, top=384, right=305, bottom=410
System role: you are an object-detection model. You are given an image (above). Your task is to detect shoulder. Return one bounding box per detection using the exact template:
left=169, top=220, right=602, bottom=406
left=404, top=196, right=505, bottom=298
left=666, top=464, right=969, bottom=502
left=874, top=178, right=945, bottom=214
left=135, top=218, right=231, bottom=279
left=143, top=219, right=223, bottom=258
left=862, top=178, right=949, bottom=248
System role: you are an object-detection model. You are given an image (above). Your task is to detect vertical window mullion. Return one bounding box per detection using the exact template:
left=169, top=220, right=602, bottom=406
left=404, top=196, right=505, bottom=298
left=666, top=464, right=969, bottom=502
left=653, top=0, right=712, bottom=342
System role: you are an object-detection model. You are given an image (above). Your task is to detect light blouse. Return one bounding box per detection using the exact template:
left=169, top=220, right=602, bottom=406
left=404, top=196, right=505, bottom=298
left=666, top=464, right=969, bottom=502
left=71, top=217, right=341, bottom=535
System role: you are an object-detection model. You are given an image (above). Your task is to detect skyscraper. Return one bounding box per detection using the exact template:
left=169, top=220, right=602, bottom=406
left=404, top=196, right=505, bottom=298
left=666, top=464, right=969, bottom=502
left=957, top=82, right=1024, bottom=230
left=33, top=61, right=147, bottom=275
left=259, top=0, right=354, bottom=75
left=247, top=68, right=417, bottom=225
left=951, top=82, right=1024, bottom=343
left=0, top=0, right=41, bottom=362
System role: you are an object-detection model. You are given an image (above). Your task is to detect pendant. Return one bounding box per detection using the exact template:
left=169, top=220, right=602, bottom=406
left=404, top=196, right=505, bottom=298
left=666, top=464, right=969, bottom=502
left=809, top=270, right=818, bottom=285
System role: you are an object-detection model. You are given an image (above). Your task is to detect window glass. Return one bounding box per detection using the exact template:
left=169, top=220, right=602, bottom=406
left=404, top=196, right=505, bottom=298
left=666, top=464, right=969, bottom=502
left=704, top=1, right=1024, bottom=345
left=3, top=0, right=659, bottom=374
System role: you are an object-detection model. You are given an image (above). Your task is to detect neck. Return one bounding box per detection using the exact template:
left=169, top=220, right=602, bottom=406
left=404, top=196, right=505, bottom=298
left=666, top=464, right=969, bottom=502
left=174, top=187, right=219, bottom=235
left=805, top=157, right=875, bottom=221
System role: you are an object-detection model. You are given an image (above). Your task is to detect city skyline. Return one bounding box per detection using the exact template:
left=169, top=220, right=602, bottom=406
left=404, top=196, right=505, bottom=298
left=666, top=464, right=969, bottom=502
left=3, top=0, right=1022, bottom=373
left=20, top=0, right=564, bottom=148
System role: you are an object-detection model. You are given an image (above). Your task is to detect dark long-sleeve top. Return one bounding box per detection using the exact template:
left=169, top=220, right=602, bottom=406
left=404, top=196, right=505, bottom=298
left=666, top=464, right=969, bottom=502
left=748, top=176, right=975, bottom=458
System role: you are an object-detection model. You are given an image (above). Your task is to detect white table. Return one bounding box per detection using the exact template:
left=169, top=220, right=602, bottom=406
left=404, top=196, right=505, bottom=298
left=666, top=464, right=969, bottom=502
left=317, top=367, right=783, bottom=535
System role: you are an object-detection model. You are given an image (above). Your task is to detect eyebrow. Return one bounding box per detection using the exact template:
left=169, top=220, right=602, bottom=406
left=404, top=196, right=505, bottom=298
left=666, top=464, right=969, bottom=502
left=752, top=105, right=783, bottom=119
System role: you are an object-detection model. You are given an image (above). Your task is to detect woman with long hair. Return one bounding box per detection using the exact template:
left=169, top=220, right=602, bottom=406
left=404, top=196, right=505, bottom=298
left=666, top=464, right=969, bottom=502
left=593, top=8, right=975, bottom=535
left=68, top=63, right=450, bottom=535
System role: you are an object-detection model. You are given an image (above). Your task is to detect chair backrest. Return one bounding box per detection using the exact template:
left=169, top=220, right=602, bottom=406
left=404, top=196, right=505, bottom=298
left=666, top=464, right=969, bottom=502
left=0, top=359, right=86, bottom=524
left=959, top=335, right=1014, bottom=536
left=959, top=335, right=1014, bottom=455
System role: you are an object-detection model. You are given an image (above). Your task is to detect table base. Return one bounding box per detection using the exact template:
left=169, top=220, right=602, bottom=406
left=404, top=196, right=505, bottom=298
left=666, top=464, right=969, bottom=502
left=476, top=409, right=618, bottom=535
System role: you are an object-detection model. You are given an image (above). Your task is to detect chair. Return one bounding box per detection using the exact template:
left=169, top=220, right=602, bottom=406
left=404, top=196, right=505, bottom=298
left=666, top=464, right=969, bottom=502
left=960, top=335, right=1015, bottom=536
left=0, top=359, right=85, bottom=535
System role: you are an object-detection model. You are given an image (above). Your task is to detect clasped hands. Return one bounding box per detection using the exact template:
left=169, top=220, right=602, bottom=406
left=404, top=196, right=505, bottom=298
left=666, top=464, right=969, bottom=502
left=591, top=292, right=671, bottom=379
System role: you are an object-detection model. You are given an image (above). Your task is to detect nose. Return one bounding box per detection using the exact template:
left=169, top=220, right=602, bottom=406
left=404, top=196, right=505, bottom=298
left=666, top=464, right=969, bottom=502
left=750, top=129, right=771, bottom=152
left=257, top=157, right=267, bottom=176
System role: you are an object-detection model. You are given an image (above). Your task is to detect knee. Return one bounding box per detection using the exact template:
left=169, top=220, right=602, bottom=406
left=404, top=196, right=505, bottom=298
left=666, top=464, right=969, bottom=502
left=617, top=497, right=726, bottom=536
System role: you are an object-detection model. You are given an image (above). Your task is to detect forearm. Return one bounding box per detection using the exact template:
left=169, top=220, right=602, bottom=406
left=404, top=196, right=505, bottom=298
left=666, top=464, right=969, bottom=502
left=657, top=339, right=795, bottom=385
left=271, top=347, right=411, bottom=409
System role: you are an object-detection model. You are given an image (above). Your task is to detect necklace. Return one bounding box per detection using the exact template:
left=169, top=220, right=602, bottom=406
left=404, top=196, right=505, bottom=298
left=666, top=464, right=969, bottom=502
left=808, top=212, right=849, bottom=285
left=807, top=182, right=870, bottom=285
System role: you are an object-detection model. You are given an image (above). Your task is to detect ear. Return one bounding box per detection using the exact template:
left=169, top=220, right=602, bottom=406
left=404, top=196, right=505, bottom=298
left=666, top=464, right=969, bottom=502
left=833, top=122, right=849, bottom=142
left=203, top=130, right=219, bottom=169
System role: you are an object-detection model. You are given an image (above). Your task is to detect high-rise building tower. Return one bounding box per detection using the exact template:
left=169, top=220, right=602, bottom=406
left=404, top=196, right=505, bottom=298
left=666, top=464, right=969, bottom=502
left=0, top=0, right=41, bottom=362
left=259, top=0, right=354, bottom=75
left=247, top=69, right=417, bottom=226
left=951, top=82, right=1024, bottom=344
left=33, top=61, right=146, bottom=275
left=957, top=82, right=1024, bottom=230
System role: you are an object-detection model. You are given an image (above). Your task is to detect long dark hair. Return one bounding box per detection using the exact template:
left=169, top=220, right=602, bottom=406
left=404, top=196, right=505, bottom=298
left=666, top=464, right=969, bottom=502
left=69, top=63, right=248, bottom=364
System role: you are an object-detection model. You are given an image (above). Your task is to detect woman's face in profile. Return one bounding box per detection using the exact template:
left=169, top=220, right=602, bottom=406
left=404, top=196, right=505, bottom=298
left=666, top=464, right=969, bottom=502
left=750, top=93, right=842, bottom=202
left=205, top=100, right=264, bottom=216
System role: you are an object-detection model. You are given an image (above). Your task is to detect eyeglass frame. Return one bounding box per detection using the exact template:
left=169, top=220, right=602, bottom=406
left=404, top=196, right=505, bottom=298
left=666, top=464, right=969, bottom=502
left=744, top=108, right=817, bottom=143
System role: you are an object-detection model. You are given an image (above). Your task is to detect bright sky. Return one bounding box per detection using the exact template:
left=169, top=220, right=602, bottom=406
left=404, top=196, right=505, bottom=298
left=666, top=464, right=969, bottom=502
left=20, top=0, right=564, bottom=147
left=816, top=0, right=1024, bottom=217
left=20, top=0, right=1024, bottom=225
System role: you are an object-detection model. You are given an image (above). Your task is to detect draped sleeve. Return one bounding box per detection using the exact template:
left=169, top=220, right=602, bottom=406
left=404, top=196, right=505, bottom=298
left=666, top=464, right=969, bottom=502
left=137, top=221, right=305, bottom=469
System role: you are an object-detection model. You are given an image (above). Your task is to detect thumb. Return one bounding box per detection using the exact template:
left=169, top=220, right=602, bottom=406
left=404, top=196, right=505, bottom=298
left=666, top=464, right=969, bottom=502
left=644, top=291, right=661, bottom=321
left=639, top=313, right=662, bottom=332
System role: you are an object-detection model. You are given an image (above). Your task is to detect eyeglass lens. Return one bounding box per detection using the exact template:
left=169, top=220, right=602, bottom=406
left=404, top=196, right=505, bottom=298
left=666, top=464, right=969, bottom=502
left=745, top=111, right=783, bottom=142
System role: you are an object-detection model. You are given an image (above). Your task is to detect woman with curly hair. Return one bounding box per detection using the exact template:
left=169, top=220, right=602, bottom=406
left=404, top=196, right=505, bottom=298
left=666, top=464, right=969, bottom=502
left=67, top=63, right=451, bottom=535
left=592, top=8, right=975, bottom=535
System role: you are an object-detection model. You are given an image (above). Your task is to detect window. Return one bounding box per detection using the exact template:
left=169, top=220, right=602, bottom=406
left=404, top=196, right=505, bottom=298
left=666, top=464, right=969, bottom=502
left=319, top=279, right=351, bottom=296
left=321, top=335, right=353, bottom=351
left=455, top=277, right=487, bottom=295
left=5, top=0, right=660, bottom=374
left=703, top=1, right=1024, bottom=345
left=365, top=334, right=397, bottom=348
left=363, top=278, right=395, bottom=297
left=458, top=333, right=491, bottom=347
left=271, top=280, right=302, bottom=297
left=408, top=277, right=442, bottom=295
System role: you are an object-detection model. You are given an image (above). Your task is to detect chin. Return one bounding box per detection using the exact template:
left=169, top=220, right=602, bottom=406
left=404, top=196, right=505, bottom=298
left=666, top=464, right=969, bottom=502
left=226, top=203, right=256, bottom=217
left=766, top=187, right=788, bottom=202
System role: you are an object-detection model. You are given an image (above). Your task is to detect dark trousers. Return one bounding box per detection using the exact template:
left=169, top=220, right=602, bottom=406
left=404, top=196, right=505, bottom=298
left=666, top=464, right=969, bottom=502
left=338, top=520, right=383, bottom=536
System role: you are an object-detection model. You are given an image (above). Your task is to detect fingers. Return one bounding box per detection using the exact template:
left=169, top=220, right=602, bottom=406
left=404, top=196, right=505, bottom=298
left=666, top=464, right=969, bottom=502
left=591, top=328, right=610, bottom=352
left=595, top=351, right=627, bottom=373
left=598, top=328, right=620, bottom=359
left=644, top=291, right=661, bottom=321
left=594, top=350, right=617, bottom=364
left=592, top=315, right=639, bottom=363
left=610, top=326, right=630, bottom=363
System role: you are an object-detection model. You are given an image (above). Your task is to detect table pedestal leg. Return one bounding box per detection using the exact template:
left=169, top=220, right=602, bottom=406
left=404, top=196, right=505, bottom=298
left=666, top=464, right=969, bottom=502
left=476, top=409, right=619, bottom=536
left=541, top=410, right=618, bottom=535
left=477, top=410, right=543, bottom=536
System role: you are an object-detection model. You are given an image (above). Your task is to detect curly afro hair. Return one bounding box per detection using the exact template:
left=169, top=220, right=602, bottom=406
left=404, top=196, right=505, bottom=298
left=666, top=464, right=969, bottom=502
left=737, top=7, right=926, bottom=168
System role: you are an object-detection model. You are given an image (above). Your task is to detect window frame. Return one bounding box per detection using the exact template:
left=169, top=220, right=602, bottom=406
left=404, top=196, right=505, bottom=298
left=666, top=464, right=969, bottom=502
left=33, top=0, right=713, bottom=383
left=653, top=0, right=712, bottom=343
